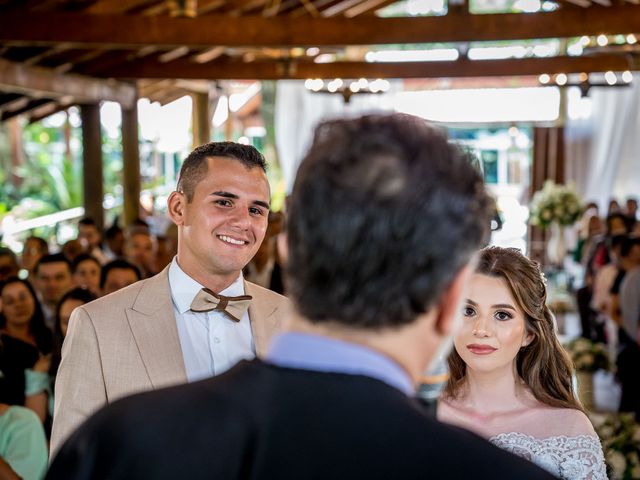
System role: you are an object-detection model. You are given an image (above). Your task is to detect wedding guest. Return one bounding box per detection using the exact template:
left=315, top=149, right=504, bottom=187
left=618, top=237, right=640, bottom=418
left=124, top=228, right=156, bottom=278
left=0, top=403, right=48, bottom=480
left=607, top=198, right=620, bottom=216
left=77, top=217, right=107, bottom=264
left=103, top=224, right=125, bottom=261
left=0, top=278, right=52, bottom=422
left=20, top=236, right=48, bottom=280
left=71, top=254, right=101, bottom=296
left=438, top=246, right=606, bottom=479
left=99, top=259, right=141, bottom=296
left=47, top=289, right=97, bottom=411
left=0, top=248, right=19, bottom=283
left=33, top=254, right=73, bottom=330
left=624, top=197, right=637, bottom=222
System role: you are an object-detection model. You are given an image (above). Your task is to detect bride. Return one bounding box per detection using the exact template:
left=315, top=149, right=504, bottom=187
left=438, top=246, right=607, bottom=480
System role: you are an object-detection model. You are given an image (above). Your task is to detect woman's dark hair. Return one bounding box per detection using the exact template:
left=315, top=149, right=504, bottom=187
left=0, top=277, right=52, bottom=354
left=71, top=253, right=101, bottom=274
left=49, top=287, right=97, bottom=381
left=443, top=247, right=583, bottom=412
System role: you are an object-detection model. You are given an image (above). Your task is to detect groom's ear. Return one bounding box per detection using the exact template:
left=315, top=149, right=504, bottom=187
left=434, top=264, right=472, bottom=337
left=168, top=191, right=185, bottom=225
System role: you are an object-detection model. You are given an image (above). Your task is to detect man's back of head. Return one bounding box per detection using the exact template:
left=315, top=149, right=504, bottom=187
left=288, top=113, right=492, bottom=330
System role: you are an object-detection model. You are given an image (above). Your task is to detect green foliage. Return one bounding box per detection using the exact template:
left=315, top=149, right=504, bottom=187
left=19, top=119, right=82, bottom=216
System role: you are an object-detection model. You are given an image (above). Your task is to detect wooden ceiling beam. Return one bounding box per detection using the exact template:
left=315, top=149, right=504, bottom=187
left=1, top=97, right=51, bottom=121
left=101, top=54, right=636, bottom=79
left=2, top=6, right=640, bottom=47
left=0, top=58, right=137, bottom=107
left=85, top=0, right=159, bottom=14
left=344, top=0, right=398, bottom=17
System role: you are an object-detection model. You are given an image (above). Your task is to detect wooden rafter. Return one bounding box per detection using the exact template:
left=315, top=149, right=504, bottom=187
left=2, top=6, right=640, bottom=47
left=99, top=54, right=636, bottom=80
left=0, top=58, right=137, bottom=107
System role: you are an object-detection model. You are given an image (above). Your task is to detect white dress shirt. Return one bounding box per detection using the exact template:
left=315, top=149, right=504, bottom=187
left=168, top=258, right=255, bottom=382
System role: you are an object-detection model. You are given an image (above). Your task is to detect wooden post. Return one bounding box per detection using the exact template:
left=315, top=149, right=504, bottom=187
left=191, top=91, right=210, bottom=148
left=529, top=126, right=566, bottom=265
left=122, top=94, right=140, bottom=228
left=8, top=117, right=24, bottom=187
left=80, top=103, right=104, bottom=230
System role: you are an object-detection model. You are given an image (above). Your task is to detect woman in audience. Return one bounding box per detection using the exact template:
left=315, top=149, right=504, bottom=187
left=71, top=253, right=102, bottom=296
left=49, top=287, right=97, bottom=391
left=0, top=278, right=52, bottom=422
left=438, top=247, right=606, bottom=479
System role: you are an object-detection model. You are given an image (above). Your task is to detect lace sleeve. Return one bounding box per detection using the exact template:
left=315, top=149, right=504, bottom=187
left=491, top=433, right=608, bottom=480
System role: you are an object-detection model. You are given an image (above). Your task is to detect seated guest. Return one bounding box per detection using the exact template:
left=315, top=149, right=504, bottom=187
left=438, top=247, right=606, bottom=479
left=60, top=239, right=84, bottom=264
left=20, top=236, right=48, bottom=281
left=48, top=114, right=553, bottom=480
left=99, top=259, right=141, bottom=296
left=0, top=247, right=19, bottom=283
left=33, top=254, right=73, bottom=330
left=71, top=254, right=101, bottom=296
left=624, top=196, right=638, bottom=225
left=0, top=403, right=48, bottom=480
left=77, top=217, right=107, bottom=264
left=103, top=224, right=125, bottom=261
left=0, top=279, right=52, bottom=422
left=124, top=228, right=156, bottom=278
left=618, top=237, right=640, bottom=418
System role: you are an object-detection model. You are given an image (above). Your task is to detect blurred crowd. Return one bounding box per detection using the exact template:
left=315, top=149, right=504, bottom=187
left=573, top=196, right=640, bottom=418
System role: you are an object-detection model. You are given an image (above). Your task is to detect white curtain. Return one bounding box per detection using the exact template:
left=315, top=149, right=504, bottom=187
left=565, top=75, right=640, bottom=209
left=275, top=80, right=398, bottom=193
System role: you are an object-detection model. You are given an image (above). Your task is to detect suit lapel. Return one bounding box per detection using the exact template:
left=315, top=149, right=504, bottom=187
left=245, top=281, right=284, bottom=357
left=126, top=267, right=188, bottom=388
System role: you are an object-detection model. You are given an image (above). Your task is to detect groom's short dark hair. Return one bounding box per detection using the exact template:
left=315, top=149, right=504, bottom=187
left=287, top=113, right=492, bottom=330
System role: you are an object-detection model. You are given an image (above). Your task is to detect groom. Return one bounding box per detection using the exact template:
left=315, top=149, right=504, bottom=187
left=48, top=114, right=554, bottom=480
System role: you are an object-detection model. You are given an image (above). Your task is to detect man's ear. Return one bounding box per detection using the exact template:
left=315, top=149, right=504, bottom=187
left=433, top=264, right=473, bottom=337
left=167, top=191, right=186, bottom=226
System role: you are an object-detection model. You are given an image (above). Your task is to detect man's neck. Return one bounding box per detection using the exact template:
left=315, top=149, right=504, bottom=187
left=286, top=311, right=439, bottom=387
left=175, top=257, right=240, bottom=293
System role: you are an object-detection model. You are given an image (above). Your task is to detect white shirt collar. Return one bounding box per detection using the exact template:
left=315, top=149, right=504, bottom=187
left=168, top=257, right=245, bottom=314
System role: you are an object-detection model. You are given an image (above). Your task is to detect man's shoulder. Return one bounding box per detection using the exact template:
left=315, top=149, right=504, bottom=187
left=244, top=280, right=288, bottom=302
left=83, top=270, right=170, bottom=316
left=245, top=280, right=289, bottom=306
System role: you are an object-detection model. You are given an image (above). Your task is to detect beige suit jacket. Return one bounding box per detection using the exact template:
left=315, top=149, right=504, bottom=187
left=50, top=266, right=289, bottom=455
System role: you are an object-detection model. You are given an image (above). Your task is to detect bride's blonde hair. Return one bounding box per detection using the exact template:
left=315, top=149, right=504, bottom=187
left=443, top=246, right=584, bottom=412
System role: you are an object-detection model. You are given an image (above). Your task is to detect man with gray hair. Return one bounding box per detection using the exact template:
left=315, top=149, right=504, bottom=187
left=49, top=114, right=553, bottom=480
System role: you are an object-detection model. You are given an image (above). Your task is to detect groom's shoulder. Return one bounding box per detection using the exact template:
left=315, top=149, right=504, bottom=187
left=82, top=270, right=168, bottom=318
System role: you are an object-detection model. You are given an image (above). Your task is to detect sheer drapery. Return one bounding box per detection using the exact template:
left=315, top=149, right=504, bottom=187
left=565, top=75, right=640, bottom=208
left=275, top=80, right=397, bottom=193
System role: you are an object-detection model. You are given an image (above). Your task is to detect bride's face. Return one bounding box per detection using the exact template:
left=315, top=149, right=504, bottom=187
left=454, top=273, right=532, bottom=375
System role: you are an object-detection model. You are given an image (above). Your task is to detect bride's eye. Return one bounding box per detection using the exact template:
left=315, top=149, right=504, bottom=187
left=463, top=306, right=475, bottom=317
left=494, top=310, right=513, bottom=321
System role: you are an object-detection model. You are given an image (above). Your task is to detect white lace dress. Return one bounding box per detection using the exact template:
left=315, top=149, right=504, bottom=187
left=490, top=432, right=607, bottom=480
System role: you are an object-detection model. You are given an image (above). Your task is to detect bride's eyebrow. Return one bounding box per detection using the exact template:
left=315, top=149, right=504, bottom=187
left=490, top=304, right=516, bottom=311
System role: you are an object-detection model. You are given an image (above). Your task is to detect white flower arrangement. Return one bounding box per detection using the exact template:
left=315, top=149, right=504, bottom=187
left=590, top=412, right=640, bottom=480
left=565, top=338, right=611, bottom=373
left=529, top=180, right=583, bottom=229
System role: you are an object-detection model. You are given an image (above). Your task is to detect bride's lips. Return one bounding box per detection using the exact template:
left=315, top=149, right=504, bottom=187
left=467, top=344, right=497, bottom=355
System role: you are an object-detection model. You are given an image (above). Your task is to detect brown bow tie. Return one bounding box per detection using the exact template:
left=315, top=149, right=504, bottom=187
left=190, top=288, right=252, bottom=322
